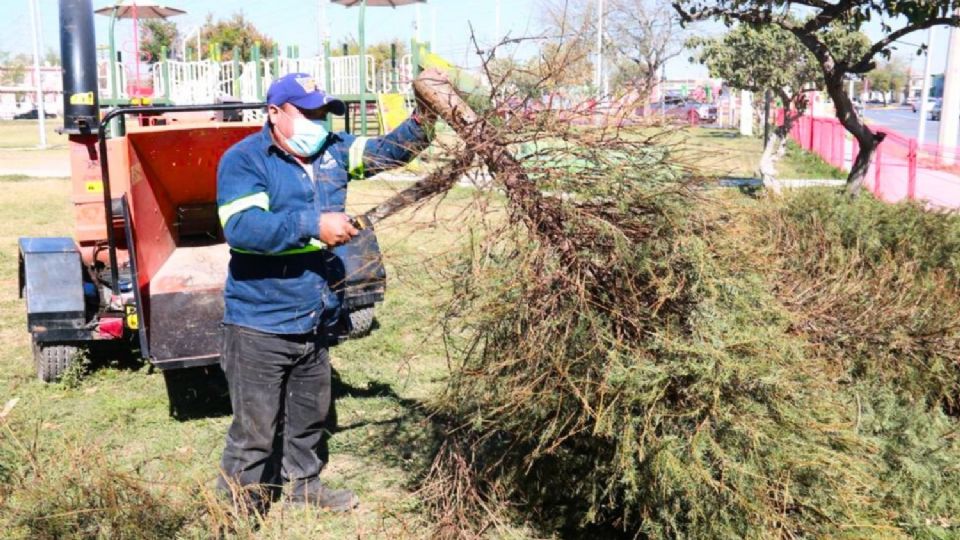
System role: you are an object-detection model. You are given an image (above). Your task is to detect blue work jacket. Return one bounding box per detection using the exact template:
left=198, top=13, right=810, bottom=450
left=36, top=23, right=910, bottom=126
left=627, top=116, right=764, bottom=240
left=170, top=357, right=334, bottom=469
left=216, top=118, right=430, bottom=334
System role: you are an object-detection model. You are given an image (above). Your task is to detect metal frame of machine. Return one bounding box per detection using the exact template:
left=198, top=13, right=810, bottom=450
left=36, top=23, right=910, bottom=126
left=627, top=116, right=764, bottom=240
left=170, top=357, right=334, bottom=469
left=18, top=0, right=387, bottom=382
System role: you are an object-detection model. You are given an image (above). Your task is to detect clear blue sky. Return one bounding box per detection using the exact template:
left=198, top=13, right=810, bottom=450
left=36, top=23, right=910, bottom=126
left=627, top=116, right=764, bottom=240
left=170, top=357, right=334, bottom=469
left=0, top=0, right=954, bottom=81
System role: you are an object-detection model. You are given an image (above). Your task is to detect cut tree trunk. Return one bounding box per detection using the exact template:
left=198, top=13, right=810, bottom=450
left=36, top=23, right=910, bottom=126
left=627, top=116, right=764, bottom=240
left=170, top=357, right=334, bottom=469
left=356, top=69, right=576, bottom=266
left=412, top=69, right=577, bottom=262
left=358, top=152, right=474, bottom=228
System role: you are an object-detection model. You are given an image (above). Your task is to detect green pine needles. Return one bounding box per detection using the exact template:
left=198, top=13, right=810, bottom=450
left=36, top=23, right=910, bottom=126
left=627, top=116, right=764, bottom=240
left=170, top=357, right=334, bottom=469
left=423, top=133, right=960, bottom=538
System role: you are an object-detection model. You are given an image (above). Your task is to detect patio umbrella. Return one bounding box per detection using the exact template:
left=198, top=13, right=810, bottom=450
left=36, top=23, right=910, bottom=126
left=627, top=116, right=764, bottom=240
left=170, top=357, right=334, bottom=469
left=95, top=1, right=186, bottom=99
left=330, top=0, right=425, bottom=132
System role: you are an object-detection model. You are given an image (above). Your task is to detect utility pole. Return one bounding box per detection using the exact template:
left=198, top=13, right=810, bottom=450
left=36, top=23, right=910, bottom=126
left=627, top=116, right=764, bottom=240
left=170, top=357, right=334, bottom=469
left=595, top=0, right=603, bottom=100
left=739, top=90, right=753, bottom=137
left=431, top=6, right=437, bottom=49
left=494, top=0, right=501, bottom=46
left=763, top=89, right=771, bottom=146
left=660, top=64, right=666, bottom=119
left=917, top=27, right=936, bottom=147
left=939, top=18, right=960, bottom=163
left=415, top=4, right=422, bottom=42
left=28, top=0, right=46, bottom=148
left=318, top=0, right=329, bottom=53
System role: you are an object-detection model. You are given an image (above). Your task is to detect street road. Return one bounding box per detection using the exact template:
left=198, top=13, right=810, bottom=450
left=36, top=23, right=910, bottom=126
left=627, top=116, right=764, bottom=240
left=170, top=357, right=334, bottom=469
left=863, top=106, right=959, bottom=148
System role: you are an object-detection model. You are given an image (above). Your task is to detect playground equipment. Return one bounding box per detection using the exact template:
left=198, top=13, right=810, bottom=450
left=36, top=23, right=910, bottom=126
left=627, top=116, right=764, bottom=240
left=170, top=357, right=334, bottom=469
left=331, top=0, right=424, bottom=134
left=95, top=39, right=434, bottom=135
left=95, top=0, right=186, bottom=104
left=18, top=0, right=388, bottom=382
left=91, top=0, right=433, bottom=135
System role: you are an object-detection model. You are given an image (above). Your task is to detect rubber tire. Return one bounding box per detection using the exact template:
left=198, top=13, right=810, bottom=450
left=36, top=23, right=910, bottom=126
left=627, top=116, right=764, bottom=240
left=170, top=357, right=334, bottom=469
left=33, top=342, right=78, bottom=383
left=346, top=306, right=376, bottom=339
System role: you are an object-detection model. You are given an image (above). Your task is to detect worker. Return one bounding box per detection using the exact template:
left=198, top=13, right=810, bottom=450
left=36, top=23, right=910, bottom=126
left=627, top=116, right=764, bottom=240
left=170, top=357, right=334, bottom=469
left=215, top=71, right=435, bottom=514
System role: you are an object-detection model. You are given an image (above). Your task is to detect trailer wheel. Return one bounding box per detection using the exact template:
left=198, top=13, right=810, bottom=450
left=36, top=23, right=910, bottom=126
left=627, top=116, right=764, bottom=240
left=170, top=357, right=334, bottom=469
left=347, top=306, right=376, bottom=339
left=33, top=341, right=79, bottom=383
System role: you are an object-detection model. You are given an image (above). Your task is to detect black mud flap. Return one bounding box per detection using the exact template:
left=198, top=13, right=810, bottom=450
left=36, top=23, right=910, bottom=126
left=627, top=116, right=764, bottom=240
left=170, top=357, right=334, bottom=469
left=18, top=237, right=93, bottom=342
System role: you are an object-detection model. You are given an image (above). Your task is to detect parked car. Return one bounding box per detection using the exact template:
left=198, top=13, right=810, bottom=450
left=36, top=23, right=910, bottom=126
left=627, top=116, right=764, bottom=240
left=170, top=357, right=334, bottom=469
left=852, top=98, right=864, bottom=117
left=929, top=99, right=942, bottom=121
left=912, top=97, right=939, bottom=115
left=661, top=96, right=717, bottom=124
left=13, top=108, right=56, bottom=120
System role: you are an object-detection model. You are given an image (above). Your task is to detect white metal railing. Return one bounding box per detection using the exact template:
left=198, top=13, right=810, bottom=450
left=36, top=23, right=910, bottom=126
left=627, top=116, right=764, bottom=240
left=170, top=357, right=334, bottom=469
left=160, top=60, right=221, bottom=104
left=328, top=55, right=377, bottom=95
left=95, top=53, right=434, bottom=106
left=98, top=60, right=129, bottom=100
left=379, top=54, right=413, bottom=94
left=238, top=60, right=258, bottom=102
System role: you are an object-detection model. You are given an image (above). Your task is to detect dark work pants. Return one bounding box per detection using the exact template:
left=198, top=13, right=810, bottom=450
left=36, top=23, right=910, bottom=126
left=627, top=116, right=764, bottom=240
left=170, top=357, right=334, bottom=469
left=217, top=324, right=331, bottom=496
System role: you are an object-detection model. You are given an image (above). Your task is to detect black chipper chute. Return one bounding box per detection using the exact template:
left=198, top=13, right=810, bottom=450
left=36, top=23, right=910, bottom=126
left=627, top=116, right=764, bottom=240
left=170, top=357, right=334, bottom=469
left=58, top=0, right=100, bottom=134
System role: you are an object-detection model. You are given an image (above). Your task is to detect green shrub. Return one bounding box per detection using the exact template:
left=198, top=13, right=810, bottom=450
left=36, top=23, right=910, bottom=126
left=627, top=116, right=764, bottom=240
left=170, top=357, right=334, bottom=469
left=425, top=154, right=960, bottom=538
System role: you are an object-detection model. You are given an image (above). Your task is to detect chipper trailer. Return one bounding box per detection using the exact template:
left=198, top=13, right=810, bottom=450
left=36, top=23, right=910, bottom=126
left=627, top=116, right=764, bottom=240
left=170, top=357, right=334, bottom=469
left=18, top=0, right=387, bottom=382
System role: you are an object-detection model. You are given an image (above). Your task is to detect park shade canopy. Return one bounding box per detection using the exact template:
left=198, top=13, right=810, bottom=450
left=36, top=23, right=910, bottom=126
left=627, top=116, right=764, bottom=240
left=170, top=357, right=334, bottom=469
left=95, top=1, right=187, bottom=100
left=330, top=0, right=425, bottom=133
left=94, top=0, right=186, bottom=18
left=332, top=0, right=424, bottom=6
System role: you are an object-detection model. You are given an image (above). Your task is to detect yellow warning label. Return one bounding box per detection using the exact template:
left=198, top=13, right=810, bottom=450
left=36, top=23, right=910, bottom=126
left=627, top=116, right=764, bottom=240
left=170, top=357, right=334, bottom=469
left=84, top=180, right=103, bottom=193
left=125, top=305, right=139, bottom=330
left=69, top=92, right=94, bottom=106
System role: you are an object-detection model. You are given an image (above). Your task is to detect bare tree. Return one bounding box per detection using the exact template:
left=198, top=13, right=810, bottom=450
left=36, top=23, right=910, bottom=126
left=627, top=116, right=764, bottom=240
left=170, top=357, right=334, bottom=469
left=605, top=0, right=683, bottom=99
left=540, top=0, right=683, bottom=100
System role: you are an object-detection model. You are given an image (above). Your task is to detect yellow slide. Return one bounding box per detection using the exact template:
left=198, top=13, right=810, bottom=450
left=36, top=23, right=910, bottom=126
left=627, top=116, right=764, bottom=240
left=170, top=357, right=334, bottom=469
left=417, top=48, right=481, bottom=95
left=376, top=93, right=411, bottom=134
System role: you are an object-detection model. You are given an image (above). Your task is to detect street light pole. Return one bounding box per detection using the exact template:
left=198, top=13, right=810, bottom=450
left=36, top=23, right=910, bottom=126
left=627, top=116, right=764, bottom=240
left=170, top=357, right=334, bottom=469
left=939, top=18, right=960, bottom=163
left=917, top=27, right=936, bottom=147
left=28, top=0, right=47, bottom=148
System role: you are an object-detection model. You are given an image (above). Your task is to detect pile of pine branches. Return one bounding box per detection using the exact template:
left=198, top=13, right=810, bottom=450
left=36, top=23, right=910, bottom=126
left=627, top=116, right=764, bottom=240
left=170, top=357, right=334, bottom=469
left=403, top=71, right=960, bottom=538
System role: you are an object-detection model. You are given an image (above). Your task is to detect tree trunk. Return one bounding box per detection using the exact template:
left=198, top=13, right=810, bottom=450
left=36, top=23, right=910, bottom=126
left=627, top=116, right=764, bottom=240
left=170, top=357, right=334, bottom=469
left=758, top=92, right=802, bottom=195
left=793, top=34, right=884, bottom=196
left=758, top=127, right=784, bottom=195
left=822, top=75, right=881, bottom=195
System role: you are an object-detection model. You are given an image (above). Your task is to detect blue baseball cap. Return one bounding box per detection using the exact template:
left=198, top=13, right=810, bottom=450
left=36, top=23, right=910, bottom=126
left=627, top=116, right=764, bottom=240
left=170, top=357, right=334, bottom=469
left=267, top=73, right=346, bottom=115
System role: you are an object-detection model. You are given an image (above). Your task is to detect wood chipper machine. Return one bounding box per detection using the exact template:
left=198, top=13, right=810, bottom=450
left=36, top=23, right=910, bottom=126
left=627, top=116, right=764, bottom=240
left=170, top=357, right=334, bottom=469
left=18, top=0, right=386, bottom=382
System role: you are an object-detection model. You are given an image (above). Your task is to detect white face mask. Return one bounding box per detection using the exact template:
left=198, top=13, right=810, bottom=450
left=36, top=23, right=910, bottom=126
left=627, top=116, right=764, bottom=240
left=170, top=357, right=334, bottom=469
left=278, top=109, right=329, bottom=157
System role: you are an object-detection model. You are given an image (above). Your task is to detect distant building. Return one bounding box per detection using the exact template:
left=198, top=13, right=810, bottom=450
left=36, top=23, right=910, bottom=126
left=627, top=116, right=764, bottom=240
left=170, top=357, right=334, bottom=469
left=932, top=74, right=944, bottom=99
left=0, top=65, right=62, bottom=119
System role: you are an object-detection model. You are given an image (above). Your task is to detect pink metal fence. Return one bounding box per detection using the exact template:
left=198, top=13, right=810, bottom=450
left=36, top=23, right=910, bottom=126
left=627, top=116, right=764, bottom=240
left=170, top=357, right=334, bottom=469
left=781, top=110, right=960, bottom=208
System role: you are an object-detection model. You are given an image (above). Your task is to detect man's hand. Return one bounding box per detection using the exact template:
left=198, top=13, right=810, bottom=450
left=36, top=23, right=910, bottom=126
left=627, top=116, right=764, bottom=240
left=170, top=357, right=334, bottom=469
left=319, top=213, right=358, bottom=246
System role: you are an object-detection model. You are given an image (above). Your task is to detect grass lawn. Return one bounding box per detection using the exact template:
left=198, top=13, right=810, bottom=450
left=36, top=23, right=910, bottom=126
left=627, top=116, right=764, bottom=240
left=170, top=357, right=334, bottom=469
left=663, top=127, right=846, bottom=180
left=0, top=121, right=71, bottom=175
left=0, top=117, right=846, bottom=538
left=0, top=175, right=527, bottom=538
left=0, top=120, right=69, bottom=149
